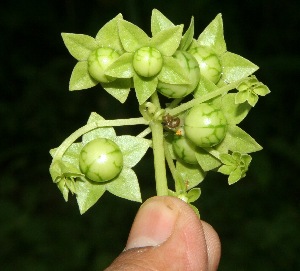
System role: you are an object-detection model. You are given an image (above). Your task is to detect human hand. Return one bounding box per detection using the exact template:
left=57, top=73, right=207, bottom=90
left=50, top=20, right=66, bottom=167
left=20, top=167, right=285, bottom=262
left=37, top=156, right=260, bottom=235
left=105, top=196, right=221, bottom=270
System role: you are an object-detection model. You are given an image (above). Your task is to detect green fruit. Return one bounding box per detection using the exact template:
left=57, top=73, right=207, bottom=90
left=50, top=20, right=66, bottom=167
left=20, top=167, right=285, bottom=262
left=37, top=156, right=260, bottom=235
left=158, top=51, right=200, bottom=98
left=79, top=138, right=123, bottom=182
left=184, top=103, right=227, bottom=147
left=172, top=135, right=198, bottom=164
left=133, top=46, right=163, bottom=77
left=88, top=47, right=120, bottom=83
left=188, top=46, right=222, bottom=84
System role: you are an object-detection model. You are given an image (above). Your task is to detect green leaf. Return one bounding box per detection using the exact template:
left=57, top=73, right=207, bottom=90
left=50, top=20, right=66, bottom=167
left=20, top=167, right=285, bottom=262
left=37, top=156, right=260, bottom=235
left=219, top=153, right=235, bottom=165
left=49, top=148, right=57, bottom=158
left=221, top=93, right=252, bottom=124
left=86, top=111, right=104, bottom=123
left=105, top=52, right=134, bottom=78
left=220, top=125, right=262, bottom=153
left=82, top=113, right=116, bottom=144
left=50, top=159, right=84, bottom=202
left=187, top=188, right=201, bottom=203
left=75, top=179, right=106, bottom=214
left=95, top=14, right=124, bottom=53
left=151, top=9, right=174, bottom=36
left=193, top=76, right=218, bottom=98
left=176, top=161, right=206, bottom=189
left=61, top=33, right=98, bottom=61
left=150, top=25, right=183, bottom=56
left=219, top=52, right=259, bottom=86
left=218, top=164, right=235, bottom=175
left=248, top=92, right=259, bottom=107
left=228, top=167, right=243, bottom=185
left=61, top=143, right=83, bottom=166
left=133, top=74, right=158, bottom=104
left=197, top=14, right=226, bottom=55
left=254, top=84, right=271, bottom=96
left=114, top=136, right=150, bottom=168
left=235, top=90, right=249, bottom=104
left=49, top=160, right=83, bottom=182
left=218, top=151, right=252, bottom=183
left=195, top=148, right=222, bottom=171
left=106, top=168, right=142, bottom=202
left=69, top=61, right=98, bottom=91
left=158, top=56, right=190, bottom=84
left=102, top=78, right=132, bottom=103
left=188, top=39, right=200, bottom=51
left=118, top=20, right=150, bottom=52
left=57, top=179, right=70, bottom=201
left=242, top=153, right=252, bottom=167
left=179, top=17, right=194, bottom=51
left=65, top=178, right=76, bottom=194
left=49, top=160, right=64, bottom=181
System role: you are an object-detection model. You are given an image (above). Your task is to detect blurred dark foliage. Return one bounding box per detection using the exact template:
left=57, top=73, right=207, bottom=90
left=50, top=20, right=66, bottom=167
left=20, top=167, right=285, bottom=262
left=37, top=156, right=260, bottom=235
left=0, top=0, right=299, bottom=270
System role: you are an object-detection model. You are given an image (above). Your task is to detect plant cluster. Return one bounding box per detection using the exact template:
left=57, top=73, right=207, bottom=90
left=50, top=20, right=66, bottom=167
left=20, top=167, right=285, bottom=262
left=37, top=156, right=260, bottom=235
left=49, top=9, right=270, bottom=215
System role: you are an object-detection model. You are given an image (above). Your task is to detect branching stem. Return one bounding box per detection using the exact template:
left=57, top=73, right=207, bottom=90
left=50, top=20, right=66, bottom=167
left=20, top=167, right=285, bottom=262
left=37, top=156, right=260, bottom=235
left=167, top=79, right=244, bottom=116
left=53, top=117, right=149, bottom=161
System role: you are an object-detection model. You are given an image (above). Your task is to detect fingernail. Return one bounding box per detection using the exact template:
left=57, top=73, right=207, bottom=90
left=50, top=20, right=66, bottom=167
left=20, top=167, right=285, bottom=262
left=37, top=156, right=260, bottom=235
left=125, top=198, right=178, bottom=249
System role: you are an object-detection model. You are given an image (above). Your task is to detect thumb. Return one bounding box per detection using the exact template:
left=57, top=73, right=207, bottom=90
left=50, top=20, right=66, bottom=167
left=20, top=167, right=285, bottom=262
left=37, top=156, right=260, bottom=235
left=105, top=196, right=221, bottom=271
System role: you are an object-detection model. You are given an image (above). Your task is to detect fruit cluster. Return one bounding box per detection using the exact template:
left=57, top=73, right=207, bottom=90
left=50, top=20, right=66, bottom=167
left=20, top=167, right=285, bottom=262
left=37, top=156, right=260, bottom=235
left=49, top=9, right=270, bottom=214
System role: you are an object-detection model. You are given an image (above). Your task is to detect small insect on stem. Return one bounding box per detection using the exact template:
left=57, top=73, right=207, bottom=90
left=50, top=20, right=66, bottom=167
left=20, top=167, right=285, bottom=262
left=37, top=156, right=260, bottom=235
left=162, top=113, right=180, bottom=130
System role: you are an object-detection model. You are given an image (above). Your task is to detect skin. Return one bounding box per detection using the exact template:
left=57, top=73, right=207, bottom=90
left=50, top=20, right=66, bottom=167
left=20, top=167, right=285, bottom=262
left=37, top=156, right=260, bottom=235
left=105, top=196, right=221, bottom=271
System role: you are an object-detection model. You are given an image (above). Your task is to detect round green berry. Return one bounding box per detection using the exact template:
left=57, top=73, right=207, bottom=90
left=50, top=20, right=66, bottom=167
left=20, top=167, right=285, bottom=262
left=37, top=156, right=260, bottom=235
left=88, top=47, right=120, bottom=83
left=133, top=47, right=163, bottom=77
left=79, top=138, right=123, bottom=182
left=172, top=135, right=198, bottom=164
left=184, top=103, right=227, bottom=147
left=157, top=51, right=200, bottom=98
left=188, top=46, right=222, bottom=84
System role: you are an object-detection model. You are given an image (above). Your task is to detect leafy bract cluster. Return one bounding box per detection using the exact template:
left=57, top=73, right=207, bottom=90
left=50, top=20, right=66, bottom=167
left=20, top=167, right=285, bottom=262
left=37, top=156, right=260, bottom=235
left=50, top=9, right=270, bottom=214
left=50, top=113, right=150, bottom=214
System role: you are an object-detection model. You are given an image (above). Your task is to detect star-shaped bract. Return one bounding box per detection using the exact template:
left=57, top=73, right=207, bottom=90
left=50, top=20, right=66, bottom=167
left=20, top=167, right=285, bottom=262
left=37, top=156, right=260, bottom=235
left=235, top=75, right=271, bottom=106
left=50, top=112, right=151, bottom=214
left=189, top=13, right=260, bottom=97
left=218, top=151, right=252, bottom=184
left=104, top=18, right=191, bottom=104
left=61, top=14, right=132, bottom=103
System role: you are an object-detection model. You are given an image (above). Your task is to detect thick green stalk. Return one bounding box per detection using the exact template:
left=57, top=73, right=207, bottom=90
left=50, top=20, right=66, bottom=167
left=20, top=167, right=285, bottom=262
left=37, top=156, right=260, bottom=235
left=150, top=93, right=168, bottom=196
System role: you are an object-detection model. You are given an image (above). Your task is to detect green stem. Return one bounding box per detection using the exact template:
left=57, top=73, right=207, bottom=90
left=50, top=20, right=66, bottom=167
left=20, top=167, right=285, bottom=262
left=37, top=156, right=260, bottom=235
left=168, top=98, right=184, bottom=109
left=167, top=79, right=244, bottom=116
left=53, top=117, right=148, bottom=161
left=136, top=127, right=152, bottom=138
left=163, top=141, right=185, bottom=193
left=150, top=92, right=168, bottom=196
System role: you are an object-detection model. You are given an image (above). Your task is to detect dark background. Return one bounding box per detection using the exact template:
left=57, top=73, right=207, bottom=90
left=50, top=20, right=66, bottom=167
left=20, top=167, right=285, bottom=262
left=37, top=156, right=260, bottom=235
left=1, top=0, right=299, bottom=270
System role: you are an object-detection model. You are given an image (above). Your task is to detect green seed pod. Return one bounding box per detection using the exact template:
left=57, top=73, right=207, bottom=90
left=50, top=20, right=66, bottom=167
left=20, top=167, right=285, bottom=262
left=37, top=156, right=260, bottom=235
left=79, top=138, right=123, bottom=182
left=172, top=135, right=198, bottom=164
left=88, top=47, right=120, bottom=83
left=184, top=103, right=227, bottom=147
left=157, top=51, right=200, bottom=98
left=188, top=46, right=222, bottom=84
left=133, top=47, right=163, bottom=77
